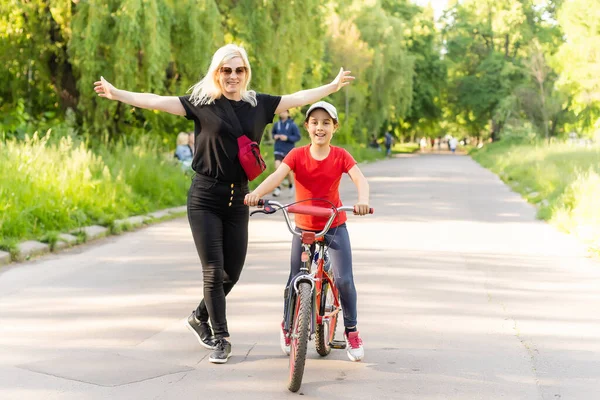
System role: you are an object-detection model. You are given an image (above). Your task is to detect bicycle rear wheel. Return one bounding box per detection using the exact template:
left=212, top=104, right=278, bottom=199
left=315, top=281, right=339, bottom=356
left=288, top=282, right=312, bottom=393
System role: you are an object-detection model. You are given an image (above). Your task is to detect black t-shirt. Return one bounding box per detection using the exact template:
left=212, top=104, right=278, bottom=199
left=179, top=93, right=281, bottom=182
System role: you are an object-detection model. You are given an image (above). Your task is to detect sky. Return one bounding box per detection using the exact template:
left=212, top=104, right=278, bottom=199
left=412, top=0, right=449, bottom=20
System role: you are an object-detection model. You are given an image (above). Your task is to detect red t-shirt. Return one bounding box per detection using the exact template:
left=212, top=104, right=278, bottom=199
left=283, top=145, right=357, bottom=231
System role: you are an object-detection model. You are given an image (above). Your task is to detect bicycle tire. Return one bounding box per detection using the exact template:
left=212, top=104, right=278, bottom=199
left=288, top=282, right=312, bottom=393
left=315, top=281, right=339, bottom=356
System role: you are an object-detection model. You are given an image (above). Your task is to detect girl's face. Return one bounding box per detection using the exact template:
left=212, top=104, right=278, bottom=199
left=218, top=56, right=247, bottom=97
left=305, top=109, right=338, bottom=147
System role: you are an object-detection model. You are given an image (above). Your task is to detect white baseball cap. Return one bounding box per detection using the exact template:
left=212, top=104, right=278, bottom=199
left=305, top=101, right=338, bottom=121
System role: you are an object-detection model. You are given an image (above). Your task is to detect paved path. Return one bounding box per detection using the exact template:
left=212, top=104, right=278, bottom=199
left=1, top=153, right=599, bottom=399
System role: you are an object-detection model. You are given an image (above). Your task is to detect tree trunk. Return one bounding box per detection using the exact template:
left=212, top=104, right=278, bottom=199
left=46, top=3, right=79, bottom=111
left=491, top=118, right=501, bottom=141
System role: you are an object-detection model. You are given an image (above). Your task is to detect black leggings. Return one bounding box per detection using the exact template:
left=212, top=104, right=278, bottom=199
left=187, top=174, right=249, bottom=338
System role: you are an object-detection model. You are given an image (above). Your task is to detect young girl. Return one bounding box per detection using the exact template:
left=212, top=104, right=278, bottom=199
left=245, top=101, right=370, bottom=362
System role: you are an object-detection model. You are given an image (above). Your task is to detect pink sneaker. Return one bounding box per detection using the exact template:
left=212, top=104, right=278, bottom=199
left=280, top=322, right=291, bottom=355
left=344, top=331, right=364, bottom=361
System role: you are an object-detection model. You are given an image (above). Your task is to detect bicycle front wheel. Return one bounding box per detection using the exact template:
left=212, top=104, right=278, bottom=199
left=288, top=282, right=312, bottom=393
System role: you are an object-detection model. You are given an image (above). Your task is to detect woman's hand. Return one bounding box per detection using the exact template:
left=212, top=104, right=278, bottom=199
left=94, top=76, right=118, bottom=100
left=354, top=203, right=370, bottom=216
left=244, top=192, right=261, bottom=207
left=331, top=67, right=355, bottom=92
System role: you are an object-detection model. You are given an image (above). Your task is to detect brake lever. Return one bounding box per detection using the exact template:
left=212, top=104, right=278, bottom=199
left=249, top=204, right=277, bottom=217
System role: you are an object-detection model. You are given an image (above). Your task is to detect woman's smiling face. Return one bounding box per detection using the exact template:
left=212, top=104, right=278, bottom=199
left=218, top=56, right=247, bottom=98
left=305, top=109, right=338, bottom=146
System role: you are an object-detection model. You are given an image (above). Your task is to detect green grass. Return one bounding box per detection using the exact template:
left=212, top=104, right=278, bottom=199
left=0, top=130, right=418, bottom=246
left=392, top=142, right=420, bottom=154
left=471, top=141, right=600, bottom=252
left=0, top=131, right=189, bottom=243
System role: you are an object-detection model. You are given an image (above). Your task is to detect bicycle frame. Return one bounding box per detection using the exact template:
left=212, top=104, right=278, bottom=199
left=251, top=199, right=374, bottom=392
left=254, top=200, right=359, bottom=336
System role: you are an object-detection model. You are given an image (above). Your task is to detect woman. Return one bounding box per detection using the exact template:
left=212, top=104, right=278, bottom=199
left=94, top=44, right=354, bottom=364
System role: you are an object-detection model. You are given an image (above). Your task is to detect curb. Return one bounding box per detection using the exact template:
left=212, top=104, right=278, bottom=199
left=0, top=206, right=187, bottom=267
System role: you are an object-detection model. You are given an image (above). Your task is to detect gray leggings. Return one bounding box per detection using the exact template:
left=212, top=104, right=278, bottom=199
left=285, top=223, right=358, bottom=327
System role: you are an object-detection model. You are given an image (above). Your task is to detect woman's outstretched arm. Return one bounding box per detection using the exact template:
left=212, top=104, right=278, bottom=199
left=275, top=68, right=354, bottom=114
left=94, top=77, right=186, bottom=116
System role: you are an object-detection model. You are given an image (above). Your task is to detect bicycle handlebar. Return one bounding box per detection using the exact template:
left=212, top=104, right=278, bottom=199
left=253, top=199, right=374, bottom=238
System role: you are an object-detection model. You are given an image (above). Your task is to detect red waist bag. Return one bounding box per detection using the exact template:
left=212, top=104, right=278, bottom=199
left=218, top=96, right=267, bottom=181
left=237, top=135, right=266, bottom=181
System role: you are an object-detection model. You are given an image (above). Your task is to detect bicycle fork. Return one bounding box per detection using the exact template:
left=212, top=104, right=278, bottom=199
left=284, top=243, right=317, bottom=338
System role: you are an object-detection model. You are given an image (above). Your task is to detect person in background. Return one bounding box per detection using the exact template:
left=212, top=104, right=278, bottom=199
left=449, top=136, right=458, bottom=153
left=272, top=109, right=301, bottom=197
left=175, top=132, right=193, bottom=169
left=368, top=134, right=380, bottom=150
left=419, top=137, right=428, bottom=153
left=384, top=131, right=394, bottom=157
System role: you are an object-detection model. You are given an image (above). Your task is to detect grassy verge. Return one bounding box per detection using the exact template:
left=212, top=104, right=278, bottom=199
left=0, top=132, right=189, bottom=250
left=471, top=140, right=600, bottom=255
left=1, top=133, right=417, bottom=248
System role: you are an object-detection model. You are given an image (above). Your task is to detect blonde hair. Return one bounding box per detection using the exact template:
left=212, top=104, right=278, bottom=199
left=176, top=132, right=189, bottom=146
left=188, top=44, right=257, bottom=107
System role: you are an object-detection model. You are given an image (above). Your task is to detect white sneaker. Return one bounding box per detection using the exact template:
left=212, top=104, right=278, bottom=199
left=344, top=331, right=364, bottom=362
left=273, top=187, right=281, bottom=197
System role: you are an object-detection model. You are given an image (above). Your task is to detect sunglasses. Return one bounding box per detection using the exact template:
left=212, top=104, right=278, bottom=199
left=220, top=66, right=247, bottom=75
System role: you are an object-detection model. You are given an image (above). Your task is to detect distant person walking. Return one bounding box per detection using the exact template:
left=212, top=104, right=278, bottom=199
left=384, top=131, right=394, bottom=157
left=272, top=110, right=300, bottom=197
left=449, top=137, right=458, bottom=153
left=419, top=137, right=428, bottom=153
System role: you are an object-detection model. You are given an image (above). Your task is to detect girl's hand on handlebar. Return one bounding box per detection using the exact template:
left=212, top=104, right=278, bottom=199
left=244, top=192, right=261, bottom=207
left=354, top=203, right=370, bottom=216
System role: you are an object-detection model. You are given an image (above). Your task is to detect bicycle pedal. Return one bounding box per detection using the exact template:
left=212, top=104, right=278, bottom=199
left=330, top=340, right=346, bottom=349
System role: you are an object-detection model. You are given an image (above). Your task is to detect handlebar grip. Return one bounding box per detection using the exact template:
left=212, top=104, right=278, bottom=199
left=257, top=199, right=265, bottom=207
left=352, top=206, right=375, bottom=214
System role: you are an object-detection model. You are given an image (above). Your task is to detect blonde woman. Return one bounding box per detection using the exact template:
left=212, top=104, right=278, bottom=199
left=94, top=44, right=354, bottom=364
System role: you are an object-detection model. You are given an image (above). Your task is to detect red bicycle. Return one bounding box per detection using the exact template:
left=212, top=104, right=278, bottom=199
left=251, top=199, right=373, bottom=392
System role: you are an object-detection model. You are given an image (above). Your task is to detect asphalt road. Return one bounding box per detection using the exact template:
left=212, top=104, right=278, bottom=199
left=1, top=152, right=599, bottom=399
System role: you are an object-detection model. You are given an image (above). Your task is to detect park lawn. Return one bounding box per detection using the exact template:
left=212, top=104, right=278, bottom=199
left=0, top=132, right=190, bottom=253
left=471, top=141, right=600, bottom=255
left=0, top=133, right=414, bottom=249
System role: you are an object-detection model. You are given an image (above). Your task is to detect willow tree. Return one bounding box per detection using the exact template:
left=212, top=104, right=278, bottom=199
left=354, top=2, right=415, bottom=137
left=70, top=0, right=223, bottom=137
left=325, top=11, right=373, bottom=143
left=216, top=0, right=326, bottom=95
left=0, top=0, right=76, bottom=117
left=398, top=4, right=446, bottom=141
